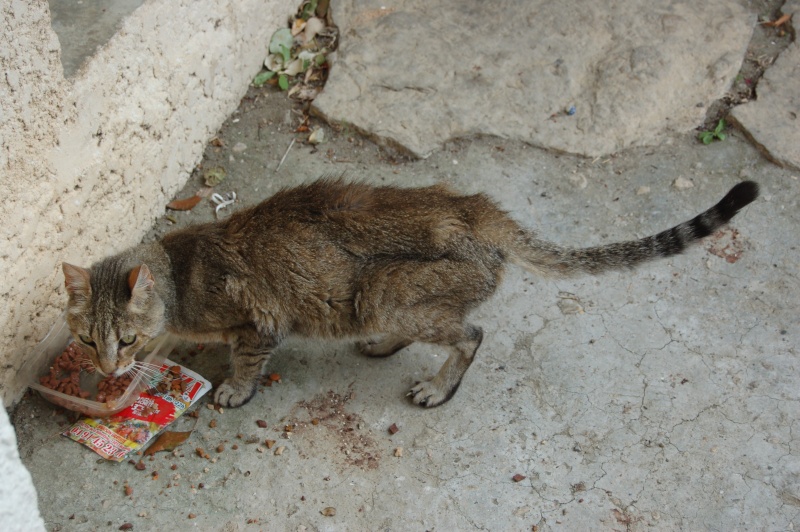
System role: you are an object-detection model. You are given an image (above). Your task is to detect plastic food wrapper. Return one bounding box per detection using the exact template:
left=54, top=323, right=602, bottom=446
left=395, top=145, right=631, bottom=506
left=63, top=361, right=211, bottom=461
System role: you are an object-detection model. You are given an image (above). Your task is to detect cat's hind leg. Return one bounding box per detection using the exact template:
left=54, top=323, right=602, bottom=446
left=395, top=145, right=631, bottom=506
left=356, top=334, right=412, bottom=357
left=214, top=329, right=275, bottom=408
left=408, top=325, right=483, bottom=407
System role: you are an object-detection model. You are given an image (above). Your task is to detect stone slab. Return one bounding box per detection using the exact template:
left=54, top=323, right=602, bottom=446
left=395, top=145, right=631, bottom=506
left=313, top=0, right=754, bottom=157
left=730, top=4, right=800, bottom=171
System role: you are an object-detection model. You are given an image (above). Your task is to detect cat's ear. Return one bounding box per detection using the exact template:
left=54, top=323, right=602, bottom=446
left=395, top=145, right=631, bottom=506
left=62, top=263, right=91, bottom=301
left=128, top=264, right=156, bottom=304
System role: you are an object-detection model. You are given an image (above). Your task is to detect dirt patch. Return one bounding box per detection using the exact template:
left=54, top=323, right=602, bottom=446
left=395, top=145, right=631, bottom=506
left=706, top=227, right=749, bottom=263
left=289, top=389, right=381, bottom=470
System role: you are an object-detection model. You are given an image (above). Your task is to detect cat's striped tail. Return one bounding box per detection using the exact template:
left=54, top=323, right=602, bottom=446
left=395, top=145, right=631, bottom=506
left=507, top=181, right=759, bottom=277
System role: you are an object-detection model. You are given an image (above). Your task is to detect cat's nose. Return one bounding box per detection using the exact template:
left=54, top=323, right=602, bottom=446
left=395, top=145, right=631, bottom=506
left=98, top=359, right=116, bottom=375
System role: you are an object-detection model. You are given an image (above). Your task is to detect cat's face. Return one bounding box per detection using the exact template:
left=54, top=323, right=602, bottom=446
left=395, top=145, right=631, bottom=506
left=62, top=262, right=166, bottom=376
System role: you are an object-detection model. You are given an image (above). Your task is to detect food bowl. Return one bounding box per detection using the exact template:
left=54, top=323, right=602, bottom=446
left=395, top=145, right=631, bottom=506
left=28, top=314, right=179, bottom=417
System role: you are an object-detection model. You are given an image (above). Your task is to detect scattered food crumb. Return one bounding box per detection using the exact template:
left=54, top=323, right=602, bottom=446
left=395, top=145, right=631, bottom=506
left=512, top=473, right=526, bottom=482
left=188, top=513, right=197, bottom=519
left=265, top=439, right=276, bottom=449
left=275, top=446, right=286, bottom=456
left=388, top=423, right=399, bottom=435
left=135, top=461, right=146, bottom=471
left=321, top=507, right=336, bottom=517
left=256, top=420, right=268, bottom=428
left=209, top=419, right=217, bottom=428
left=394, top=447, right=403, bottom=457
left=119, top=524, right=133, bottom=530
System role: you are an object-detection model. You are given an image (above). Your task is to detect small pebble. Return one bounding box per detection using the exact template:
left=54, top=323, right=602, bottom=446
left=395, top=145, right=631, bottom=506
left=672, top=177, right=694, bottom=190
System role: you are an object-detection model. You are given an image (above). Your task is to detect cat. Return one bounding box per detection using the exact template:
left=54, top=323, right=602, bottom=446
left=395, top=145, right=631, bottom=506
left=62, top=178, right=759, bottom=408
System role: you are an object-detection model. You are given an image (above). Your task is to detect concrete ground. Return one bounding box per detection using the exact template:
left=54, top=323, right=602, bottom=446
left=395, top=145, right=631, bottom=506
left=14, top=86, right=800, bottom=530
left=14, top=0, right=800, bottom=530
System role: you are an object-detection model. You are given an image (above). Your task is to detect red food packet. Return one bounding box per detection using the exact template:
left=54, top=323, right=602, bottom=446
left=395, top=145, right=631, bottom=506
left=63, top=361, right=210, bottom=461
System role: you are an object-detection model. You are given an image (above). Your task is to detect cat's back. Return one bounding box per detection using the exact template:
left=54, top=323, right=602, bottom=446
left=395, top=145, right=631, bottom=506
left=226, top=178, right=504, bottom=258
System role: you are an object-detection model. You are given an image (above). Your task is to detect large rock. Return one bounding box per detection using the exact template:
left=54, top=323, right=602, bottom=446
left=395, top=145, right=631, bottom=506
left=730, top=5, right=800, bottom=171
left=313, top=0, right=753, bottom=158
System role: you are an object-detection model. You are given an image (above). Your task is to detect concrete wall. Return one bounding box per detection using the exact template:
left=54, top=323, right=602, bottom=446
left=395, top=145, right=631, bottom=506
left=0, top=0, right=294, bottom=407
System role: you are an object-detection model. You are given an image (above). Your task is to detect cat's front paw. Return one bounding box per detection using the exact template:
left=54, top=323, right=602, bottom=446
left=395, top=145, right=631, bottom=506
left=214, top=378, right=257, bottom=408
left=408, top=379, right=459, bottom=408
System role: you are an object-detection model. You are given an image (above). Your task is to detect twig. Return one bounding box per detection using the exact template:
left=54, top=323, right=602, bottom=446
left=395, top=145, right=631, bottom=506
left=275, top=138, right=296, bottom=173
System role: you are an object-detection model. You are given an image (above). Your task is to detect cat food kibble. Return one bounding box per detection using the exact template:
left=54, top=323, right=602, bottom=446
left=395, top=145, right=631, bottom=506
left=39, top=342, right=136, bottom=403
left=38, top=342, right=91, bottom=399
left=95, top=374, right=134, bottom=403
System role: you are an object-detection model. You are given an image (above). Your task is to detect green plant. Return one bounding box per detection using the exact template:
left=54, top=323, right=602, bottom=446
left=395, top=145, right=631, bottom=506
left=698, top=119, right=727, bottom=144
left=300, top=0, right=319, bottom=21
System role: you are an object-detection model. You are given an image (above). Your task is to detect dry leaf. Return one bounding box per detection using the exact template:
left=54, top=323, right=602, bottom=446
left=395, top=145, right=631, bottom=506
left=291, top=18, right=307, bottom=36
left=764, top=13, right=791, bottom=27
left=304, top=17, right=325, bottom=43
left=290, top=86, right=322, bottom=101
left=203, top=167, right=227, bottom=187
left=308, top=127, right=325, bottom=145
left=166, top=195, right=202, bottom=211
left=144, top=430, right=193, bottom=456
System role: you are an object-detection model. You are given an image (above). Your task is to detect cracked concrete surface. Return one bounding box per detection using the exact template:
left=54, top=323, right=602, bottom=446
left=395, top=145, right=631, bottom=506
left=11, top=0, right=800, bottom=528
left=13, top=86, right=800, bottom=528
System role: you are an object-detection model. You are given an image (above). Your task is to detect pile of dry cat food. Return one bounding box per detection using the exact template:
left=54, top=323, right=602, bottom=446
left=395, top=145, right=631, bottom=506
left=152, top=365, right=189, bottom=396
left=95, top=374, right=134, bottom=403
left=38, top=342, right=134, bottom=403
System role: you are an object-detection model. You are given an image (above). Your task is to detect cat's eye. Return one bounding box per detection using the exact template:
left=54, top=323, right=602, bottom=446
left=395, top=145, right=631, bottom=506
left=78, top=334, right=94, bottom=346
left=119, top=335, right=136, bottom=346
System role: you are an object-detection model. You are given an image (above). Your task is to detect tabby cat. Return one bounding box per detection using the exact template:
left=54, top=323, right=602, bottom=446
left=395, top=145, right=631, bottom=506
left=62, top=179, right=758, bottom=408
